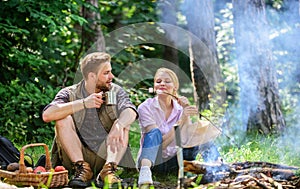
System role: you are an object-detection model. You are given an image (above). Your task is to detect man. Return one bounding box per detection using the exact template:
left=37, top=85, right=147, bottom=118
left=42, top=52, right=137, bottom=188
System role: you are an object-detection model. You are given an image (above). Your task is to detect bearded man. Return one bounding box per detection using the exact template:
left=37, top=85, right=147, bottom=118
left=42, top=52, right=137, bottom=188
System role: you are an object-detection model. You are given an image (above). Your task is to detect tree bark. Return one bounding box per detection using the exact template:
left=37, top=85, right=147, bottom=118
left=81, top=0, right=105, bottom=53
left=158, top=0, right=179, bottom=66
left=72, top=0, right=106, bottom=84
left=232, top=0, right=285, bottom=134
left=184, top=0, right=225, bottom=111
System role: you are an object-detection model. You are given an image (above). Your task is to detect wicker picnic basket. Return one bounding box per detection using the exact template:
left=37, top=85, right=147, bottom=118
left=0, top=143, right=68, bottom=188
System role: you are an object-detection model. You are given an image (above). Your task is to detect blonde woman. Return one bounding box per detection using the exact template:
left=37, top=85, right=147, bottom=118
left=137, top=68, right=220, bottom=185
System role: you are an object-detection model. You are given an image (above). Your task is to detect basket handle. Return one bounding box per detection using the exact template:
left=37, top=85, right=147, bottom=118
left=19, top=143, right=51, bottom=173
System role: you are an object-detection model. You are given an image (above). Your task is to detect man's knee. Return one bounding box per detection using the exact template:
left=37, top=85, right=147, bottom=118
left=55, top=115, right=75, bottom=130
left=55, top=116, right=75, bottom=134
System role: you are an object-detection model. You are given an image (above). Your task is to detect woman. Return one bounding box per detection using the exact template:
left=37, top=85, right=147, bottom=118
left=137, top=68, right=220, bottom=185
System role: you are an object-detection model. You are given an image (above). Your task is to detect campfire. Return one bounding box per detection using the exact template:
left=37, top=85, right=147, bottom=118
left=183, top=160, right=300, bottom=188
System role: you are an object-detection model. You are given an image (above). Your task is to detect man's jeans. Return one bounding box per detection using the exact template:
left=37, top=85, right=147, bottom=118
left=139, top=128, right=220, bottom=174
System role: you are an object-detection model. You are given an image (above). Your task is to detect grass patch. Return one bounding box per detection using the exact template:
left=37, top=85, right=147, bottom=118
left=220, top=132, right=300, bottom=166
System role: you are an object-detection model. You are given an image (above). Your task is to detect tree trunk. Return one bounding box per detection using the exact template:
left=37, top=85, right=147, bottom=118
left=72, top=0, right=105, bottom=84
left=184, top=0, right=225, bottom=111
left=232, top=0, right=285, bottom=134
left=158, top=0, right=179, bottom=66
left=81, top=0, right=105, bottom=53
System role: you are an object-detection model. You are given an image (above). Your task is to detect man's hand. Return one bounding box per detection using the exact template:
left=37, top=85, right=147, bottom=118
left=107, top=120, right=126, bottom=153
left=106, top=108, right=136, bottom=153
left=83, top=92, right=105, bottom=109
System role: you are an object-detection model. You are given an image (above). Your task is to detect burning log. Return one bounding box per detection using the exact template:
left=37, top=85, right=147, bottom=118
left=184, top=160, right=231, bottom=174
left=183, top=160, right=300, bottom=188
left=231, top=161, right=299, bottom=171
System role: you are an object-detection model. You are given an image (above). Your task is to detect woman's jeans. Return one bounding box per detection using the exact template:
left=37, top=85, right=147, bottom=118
left=139, top=128, right=220, bottom=174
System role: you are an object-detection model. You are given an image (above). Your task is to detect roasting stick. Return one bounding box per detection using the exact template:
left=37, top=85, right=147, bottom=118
left=146, top=88, right=179, bottom=100
left=198, top=113, right=240, bottom=149
left=156, top=89, right=179, bottom=100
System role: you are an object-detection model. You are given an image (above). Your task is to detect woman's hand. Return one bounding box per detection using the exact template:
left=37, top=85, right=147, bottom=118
left=177, top=105, right=198, bottom=127
left=177, top=96, right=189, bottom=107
left=182, top=105, right=198, bottom=117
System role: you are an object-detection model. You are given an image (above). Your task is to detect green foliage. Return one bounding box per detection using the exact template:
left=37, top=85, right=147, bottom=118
left=215, top=2, right=238, bottom=104
left=99, top=0, right=158, bottom=33
left=0, top=0, right=86, bottom=144
left=0, top=80, right=57, bottom=143
left=0, top=0, right=84, bottom=85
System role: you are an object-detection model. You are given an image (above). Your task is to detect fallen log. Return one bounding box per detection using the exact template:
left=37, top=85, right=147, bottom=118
left=184, top=160, right=232, bottom=174
left=183, top=160, right=300, bottom=188
left=232, top=161, right=299, bottom=171
left=233, top=167, right=297, bottom=180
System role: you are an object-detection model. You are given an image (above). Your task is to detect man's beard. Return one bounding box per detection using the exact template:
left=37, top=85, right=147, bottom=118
left=96, top=83, right=110, bottom=92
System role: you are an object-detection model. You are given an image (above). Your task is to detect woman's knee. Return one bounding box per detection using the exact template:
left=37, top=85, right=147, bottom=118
left=139, top=128, right=163, bottom=167
left=143, top=128, right=163, bottom=148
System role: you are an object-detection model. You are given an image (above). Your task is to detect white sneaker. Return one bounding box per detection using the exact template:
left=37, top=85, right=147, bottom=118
left=138, top=166, right=153, bottom=185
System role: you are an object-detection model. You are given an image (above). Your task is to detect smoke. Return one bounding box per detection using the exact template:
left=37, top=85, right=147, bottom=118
left=177, top=0, right=300, bottom=162
left=269, top=0, right=300, bottom=160
left=220, top=0, right=300, bottom=161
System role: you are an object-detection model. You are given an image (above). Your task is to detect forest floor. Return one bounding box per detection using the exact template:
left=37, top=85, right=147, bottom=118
left=0, top=176, right=179, bottom=189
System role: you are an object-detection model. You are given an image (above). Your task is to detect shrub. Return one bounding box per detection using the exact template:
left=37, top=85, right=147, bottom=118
left=0, top=80, right=57, bottom=144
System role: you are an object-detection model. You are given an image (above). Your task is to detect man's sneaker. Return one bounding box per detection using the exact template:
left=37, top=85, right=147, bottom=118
left=138, top=166, right=153, bottom=185
left=68, top=161, right=93, bottom=188
left=97, top=162, right=122, bottom=184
